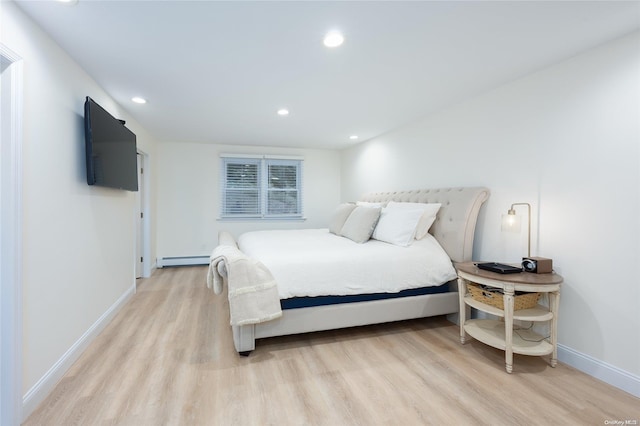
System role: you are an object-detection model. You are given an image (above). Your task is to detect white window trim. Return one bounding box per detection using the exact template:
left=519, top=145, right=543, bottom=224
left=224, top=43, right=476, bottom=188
left=219, top=155, right=305, bottom=221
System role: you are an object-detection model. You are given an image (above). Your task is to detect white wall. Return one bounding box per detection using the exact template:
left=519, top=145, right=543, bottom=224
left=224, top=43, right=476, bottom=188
left=1, top=1, right=158, bottom=411
left=342, top=33, right=640, bottom=380
left=157, top=142, right=340, bottom=259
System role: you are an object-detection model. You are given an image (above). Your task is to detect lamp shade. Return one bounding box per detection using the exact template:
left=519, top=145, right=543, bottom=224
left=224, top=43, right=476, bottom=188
left=501, top=211, right=521, bottom=232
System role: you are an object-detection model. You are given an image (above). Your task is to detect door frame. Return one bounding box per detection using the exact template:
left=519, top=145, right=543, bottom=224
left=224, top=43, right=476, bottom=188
left=1, top=44, right=24, bottom=426
left=136, top=149, right=152, bottom=279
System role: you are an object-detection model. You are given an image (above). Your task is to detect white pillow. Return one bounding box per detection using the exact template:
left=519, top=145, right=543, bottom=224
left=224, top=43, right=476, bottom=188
left=372, top=208, right=425, bottom=246
left=329, top=203, right=356, bottom=235
left=356, top=201, right=385, bottom=208
left=340, top=206, right=382, bottom=243
left=386, top=201, right=441, bottom=239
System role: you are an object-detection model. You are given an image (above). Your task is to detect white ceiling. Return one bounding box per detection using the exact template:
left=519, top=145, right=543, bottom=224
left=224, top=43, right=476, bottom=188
left=14, top=1, right=640, bottom=150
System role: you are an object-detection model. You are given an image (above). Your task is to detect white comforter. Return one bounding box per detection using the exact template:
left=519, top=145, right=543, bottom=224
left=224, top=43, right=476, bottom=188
left=237, top=229, right=457, bottom=299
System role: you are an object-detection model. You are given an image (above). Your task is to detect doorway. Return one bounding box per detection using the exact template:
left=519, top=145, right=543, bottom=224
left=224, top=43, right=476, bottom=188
left=136, top=153, right=143, bottom=278
left=135, top=151, right=151, bottom=279
left=1, top=44, right=23, bottom=426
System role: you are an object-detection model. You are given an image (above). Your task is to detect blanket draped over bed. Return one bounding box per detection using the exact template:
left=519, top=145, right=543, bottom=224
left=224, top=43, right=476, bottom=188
left=207, top=237, right=282, bottom=326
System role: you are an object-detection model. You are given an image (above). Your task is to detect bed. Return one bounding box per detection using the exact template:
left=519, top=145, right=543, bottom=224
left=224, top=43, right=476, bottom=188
left=210, top=187, right=489, bottom=354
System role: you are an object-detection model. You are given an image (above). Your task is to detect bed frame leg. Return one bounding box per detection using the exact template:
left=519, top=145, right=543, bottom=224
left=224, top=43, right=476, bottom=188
left=238, top=351, right=252, bottom=357
left=232, top=324, right=256, bottom=353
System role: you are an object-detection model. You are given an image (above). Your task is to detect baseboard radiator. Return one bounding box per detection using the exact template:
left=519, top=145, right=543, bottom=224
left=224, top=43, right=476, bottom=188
left=157, top=256, right=210, bottom=268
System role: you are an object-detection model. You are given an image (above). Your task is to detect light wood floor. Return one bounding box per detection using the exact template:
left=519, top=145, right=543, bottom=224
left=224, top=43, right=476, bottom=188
left=24, top=266, right=639, bottom=425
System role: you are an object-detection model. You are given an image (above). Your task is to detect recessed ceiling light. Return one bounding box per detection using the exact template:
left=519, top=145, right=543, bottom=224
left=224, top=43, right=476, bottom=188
left=349, top=135, right=359, bottom=140
left=277, top=109, right=289, bottom=116
left=131, top=97, right=147, bottom=104
left=323, top=31, right=344, bottom=48
left=57, top=0, right=78, bottom=5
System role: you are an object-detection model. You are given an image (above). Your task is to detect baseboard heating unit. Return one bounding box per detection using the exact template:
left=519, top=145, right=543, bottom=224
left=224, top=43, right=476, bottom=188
left=157, top=256, right=209, bottom=268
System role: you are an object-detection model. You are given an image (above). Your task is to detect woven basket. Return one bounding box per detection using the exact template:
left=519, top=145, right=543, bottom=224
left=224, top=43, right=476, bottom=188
left=467, top=283, right=540, bottom=310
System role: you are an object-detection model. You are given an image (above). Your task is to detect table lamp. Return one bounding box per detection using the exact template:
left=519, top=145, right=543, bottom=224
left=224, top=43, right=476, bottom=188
left=501, top=202, right=531, bottom=258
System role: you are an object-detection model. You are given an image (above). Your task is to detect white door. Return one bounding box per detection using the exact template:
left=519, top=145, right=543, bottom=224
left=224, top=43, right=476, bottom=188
left=135, top=154, right=143, bottom=278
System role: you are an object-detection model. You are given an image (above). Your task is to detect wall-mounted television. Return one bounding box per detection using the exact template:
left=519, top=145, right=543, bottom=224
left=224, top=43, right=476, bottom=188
left=84, top=96, right=138, bottom=191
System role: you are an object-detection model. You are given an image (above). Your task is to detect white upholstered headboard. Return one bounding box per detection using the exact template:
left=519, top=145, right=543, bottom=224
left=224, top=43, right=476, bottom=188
left=359, top=187, right=490, bottom=263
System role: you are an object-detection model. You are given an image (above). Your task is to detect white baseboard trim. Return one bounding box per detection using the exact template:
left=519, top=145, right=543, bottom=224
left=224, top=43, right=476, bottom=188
left=448, top=313, right=639, bottom=398
left=156, top=256, right=209, bottom=268
left=21, top=285, right=136, bottom=421
left=558, top=344, right=640, bottom=398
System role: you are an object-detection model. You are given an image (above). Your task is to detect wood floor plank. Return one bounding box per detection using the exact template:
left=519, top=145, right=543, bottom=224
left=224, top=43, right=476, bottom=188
left=24, top=266, right=640, bottom=425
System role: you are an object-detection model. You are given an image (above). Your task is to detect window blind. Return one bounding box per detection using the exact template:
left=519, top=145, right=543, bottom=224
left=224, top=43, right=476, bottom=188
left=220, top=156, right=303, bottom=219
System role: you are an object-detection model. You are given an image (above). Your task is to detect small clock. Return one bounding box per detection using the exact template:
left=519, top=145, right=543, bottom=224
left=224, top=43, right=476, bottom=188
left=522, top=257, right=553, bottom=273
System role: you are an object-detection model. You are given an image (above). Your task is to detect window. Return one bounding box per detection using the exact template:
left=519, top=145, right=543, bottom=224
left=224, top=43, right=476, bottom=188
left=220, top=155, right=303, bottom=219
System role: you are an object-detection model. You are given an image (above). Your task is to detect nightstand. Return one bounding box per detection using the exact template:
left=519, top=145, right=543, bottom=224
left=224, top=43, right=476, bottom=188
left=456, top=262, right=563, bottom=373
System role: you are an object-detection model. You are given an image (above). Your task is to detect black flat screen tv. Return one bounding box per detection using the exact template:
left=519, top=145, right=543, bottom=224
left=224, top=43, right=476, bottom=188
left=84, top=96, right=138, bottom=191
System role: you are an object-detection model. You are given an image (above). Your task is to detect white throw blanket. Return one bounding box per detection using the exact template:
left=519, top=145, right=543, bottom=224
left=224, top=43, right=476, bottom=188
left=207, top=244, right=282, bottom=326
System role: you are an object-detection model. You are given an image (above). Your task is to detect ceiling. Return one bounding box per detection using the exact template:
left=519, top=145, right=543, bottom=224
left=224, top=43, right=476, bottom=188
left=14, top=1, right=640, bottom=150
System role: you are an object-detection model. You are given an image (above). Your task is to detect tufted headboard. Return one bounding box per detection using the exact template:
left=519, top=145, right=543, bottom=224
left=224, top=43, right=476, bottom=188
left=359, top=187, right=490, bottom=263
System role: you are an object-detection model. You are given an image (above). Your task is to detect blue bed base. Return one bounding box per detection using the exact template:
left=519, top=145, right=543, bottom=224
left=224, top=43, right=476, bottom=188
left=280, top=283, right=450, bottom=310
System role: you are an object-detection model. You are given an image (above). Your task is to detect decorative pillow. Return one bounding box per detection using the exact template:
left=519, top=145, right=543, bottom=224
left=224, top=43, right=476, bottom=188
left=329, top=203, right=357, bottom=235
left=372, top=207, right=425, bottom=246
left=386, top=201, right=442, bottom=239
left=340, top=206, right=382, bottom=243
